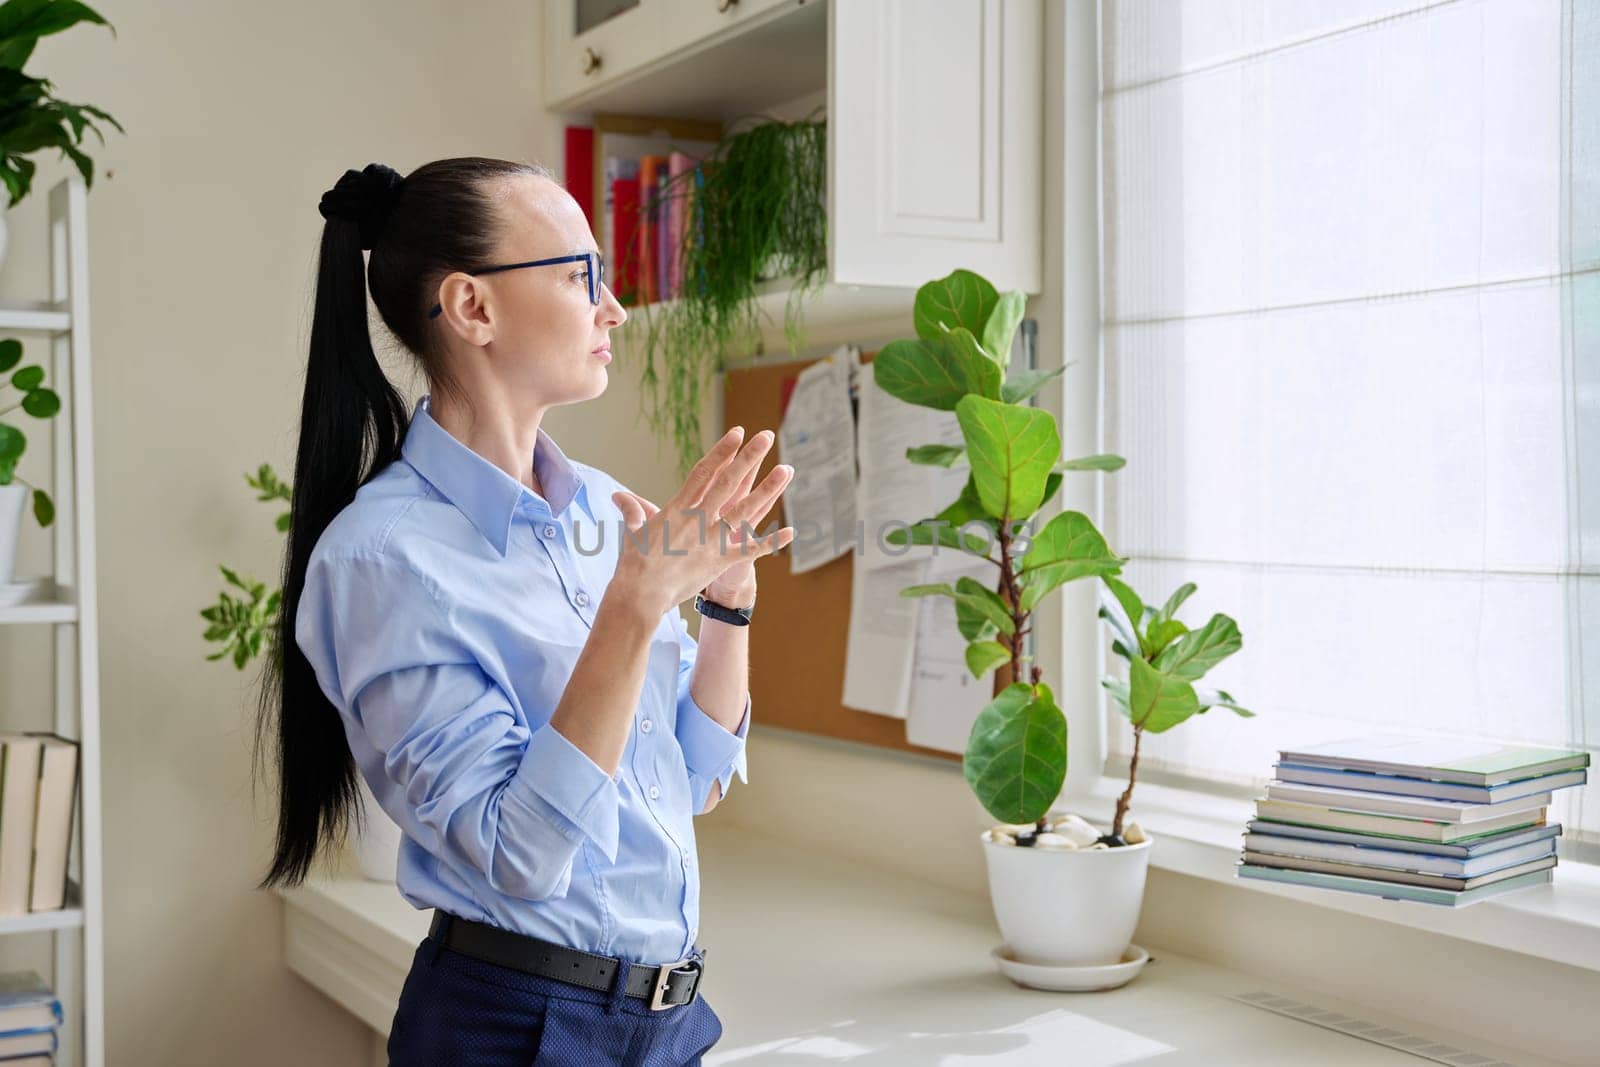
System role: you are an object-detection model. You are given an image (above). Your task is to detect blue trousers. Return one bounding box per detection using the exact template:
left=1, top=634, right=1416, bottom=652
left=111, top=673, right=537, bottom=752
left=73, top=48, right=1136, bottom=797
left=387, top=935, right=725, bottom=1066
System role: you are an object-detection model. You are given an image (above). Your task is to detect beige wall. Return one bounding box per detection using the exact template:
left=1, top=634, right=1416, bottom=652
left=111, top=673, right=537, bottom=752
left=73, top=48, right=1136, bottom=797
left=0, top=1, right=699, bottom=1063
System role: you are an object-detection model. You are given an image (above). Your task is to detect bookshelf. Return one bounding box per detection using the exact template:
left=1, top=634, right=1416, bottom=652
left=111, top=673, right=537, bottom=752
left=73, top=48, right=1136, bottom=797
left=0, top=175, right=104, bottom=1067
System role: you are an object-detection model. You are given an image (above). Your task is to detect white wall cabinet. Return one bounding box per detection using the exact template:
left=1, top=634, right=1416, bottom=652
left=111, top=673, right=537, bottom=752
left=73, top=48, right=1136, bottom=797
left=544, top=0, right=1043, bottom=296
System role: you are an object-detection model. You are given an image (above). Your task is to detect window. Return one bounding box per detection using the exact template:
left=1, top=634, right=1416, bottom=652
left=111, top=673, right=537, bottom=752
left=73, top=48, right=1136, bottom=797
left=1098, top=0, right=1599, bottom=839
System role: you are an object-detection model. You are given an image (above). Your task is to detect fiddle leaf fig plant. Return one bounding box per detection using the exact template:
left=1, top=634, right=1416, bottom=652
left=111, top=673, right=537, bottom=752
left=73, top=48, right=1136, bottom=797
left=0, top=336, right=59, bottom=526
left=200, top=464, right=289, bottom=670
left=876, top=267, right=1253, bottom=848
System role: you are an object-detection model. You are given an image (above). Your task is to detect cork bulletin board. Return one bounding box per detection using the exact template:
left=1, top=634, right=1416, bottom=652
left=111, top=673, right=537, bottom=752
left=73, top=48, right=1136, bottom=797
left=723, top=351, right=1007, bottom=765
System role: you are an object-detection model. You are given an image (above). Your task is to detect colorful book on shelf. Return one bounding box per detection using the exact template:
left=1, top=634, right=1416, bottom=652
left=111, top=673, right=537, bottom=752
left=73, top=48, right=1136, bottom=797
left=1252, top=798, right=1545, bottom=843
left=1243, top=818, right=1561, bottom=859
left=654, top=164, right=671, bottom=302
left=1261, top=780, right=1553, bottom=823
left=1237, top=862, right=1553, bottom=907
left=1272, top=761, right=1587, bottom=805
left=1240, top=851, right=1556, bottom=893
left=636, top=154, right=668, bottom=304
left=0, top=972, right=60, bottom=1035
left=563, top=125, right=594, bottom=227
left=610, top=173, right=641, bottom=306
left=664, top=150, right=699, bottom=300
left=1277, top=735, right=1591, bottom=786
left=1241, top=832, right=1556, bottom=880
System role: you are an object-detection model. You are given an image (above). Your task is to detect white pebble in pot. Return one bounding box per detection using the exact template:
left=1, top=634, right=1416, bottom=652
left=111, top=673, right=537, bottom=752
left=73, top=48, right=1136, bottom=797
left=1049, top=815, right=1100, bottom=848
left=1125, top=821, right=1147, bottom=845
left=1032, top=832, right=1078, bottom=850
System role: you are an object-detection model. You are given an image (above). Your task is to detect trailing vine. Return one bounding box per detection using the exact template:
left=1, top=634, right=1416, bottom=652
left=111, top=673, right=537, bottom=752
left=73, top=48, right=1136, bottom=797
left=622, top=109, right=828, bottom=475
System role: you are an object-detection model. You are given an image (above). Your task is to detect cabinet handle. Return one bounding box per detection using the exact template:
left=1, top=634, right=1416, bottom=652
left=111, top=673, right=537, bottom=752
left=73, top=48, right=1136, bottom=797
left=718, top=0, right=738, bottom=11
left=581, top=47, right=602, bottom=75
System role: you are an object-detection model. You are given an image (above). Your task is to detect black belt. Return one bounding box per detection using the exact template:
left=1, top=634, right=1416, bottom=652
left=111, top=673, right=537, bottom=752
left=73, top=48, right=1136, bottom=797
left=427, top=911, right=705, bottom=1011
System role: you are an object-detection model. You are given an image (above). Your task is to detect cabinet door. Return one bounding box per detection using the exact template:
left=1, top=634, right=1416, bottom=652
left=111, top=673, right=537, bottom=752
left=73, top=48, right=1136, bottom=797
left=544, top=0, right=667, bottom=108
left=829, top=0, right=1042, bottom=293
left=660, top=0, right=796, bottom=54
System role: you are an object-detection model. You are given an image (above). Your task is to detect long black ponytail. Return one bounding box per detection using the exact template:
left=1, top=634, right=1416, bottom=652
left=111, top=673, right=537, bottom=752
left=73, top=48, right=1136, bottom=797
left=254, top=156, right=551, bottom=889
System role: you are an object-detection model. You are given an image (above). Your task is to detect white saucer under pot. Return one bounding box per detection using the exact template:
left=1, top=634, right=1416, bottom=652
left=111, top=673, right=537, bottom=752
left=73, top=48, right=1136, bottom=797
left=980, top=825, right=1153, bottom=970
left=991, top=942, right=1151, bottom=992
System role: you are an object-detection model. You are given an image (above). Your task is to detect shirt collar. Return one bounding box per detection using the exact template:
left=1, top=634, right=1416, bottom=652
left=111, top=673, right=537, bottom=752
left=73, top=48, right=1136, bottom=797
left=401, top=394, right=594, bottom=557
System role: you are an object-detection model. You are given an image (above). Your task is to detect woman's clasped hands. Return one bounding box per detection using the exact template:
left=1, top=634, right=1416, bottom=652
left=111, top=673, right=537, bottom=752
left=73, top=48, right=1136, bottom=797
left=611, top=426, right=795, bottom=617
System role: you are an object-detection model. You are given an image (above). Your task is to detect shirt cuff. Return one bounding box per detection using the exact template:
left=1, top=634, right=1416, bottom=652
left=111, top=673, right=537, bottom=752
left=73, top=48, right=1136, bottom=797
left=678, top=687, right=750, bottom=795
left=507, top=721, right=623, bottom=864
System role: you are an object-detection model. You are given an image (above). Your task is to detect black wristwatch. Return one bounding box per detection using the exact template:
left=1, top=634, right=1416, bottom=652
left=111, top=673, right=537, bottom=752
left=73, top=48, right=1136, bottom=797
left=694, top=591, right=755, bottom=626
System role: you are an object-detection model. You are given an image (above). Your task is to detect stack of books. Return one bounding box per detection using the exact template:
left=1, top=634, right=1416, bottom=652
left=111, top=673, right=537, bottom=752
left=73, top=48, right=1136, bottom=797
left=1237, top=734, right=1592, bottom=907
left=0, top=733, right=80, bottom=916
left=0, top=970, right=62, bottom=1063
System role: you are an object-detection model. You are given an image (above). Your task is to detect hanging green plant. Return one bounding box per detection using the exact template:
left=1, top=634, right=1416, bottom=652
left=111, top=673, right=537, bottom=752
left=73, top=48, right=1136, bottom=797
left=623, top=109, right=827, bottom=475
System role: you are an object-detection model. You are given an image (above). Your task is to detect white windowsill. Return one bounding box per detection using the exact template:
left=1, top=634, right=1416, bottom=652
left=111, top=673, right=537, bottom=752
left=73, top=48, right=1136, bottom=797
left=1060, top=774, right=1600, bottom=975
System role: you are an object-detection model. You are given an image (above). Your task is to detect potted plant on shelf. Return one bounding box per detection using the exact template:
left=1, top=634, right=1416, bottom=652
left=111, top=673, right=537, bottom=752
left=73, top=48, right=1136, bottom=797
left=624, top=110, right=826, bottom=476
left=0, top=0, right=123, bottom=267
left=874, top=268, right=1252, bottom=983
left=0, top=337, right=58, bottom=588
left=199, top=463, right=402, bottom=882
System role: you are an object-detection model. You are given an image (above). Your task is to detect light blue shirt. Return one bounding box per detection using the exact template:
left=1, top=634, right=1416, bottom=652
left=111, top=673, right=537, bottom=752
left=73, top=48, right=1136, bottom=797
left=295, top=394, right=749, bottom=965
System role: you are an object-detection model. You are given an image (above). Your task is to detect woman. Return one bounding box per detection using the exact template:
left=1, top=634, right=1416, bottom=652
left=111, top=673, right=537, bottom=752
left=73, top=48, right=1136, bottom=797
left=254, top=158, right=794, bottom=1065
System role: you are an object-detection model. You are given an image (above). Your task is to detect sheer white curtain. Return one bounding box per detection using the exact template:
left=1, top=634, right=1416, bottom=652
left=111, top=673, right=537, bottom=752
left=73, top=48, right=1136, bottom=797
left=1099, top=0, right=1599, bottom=837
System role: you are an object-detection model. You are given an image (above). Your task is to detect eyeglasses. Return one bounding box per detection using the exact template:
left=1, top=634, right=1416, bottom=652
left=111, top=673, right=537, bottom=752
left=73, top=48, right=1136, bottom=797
left=428, top=251, right=606, bottom=318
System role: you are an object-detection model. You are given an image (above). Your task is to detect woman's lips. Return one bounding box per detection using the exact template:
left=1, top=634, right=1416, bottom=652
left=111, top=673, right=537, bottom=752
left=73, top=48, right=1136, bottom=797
left=593, top=348, right=612, bottom=362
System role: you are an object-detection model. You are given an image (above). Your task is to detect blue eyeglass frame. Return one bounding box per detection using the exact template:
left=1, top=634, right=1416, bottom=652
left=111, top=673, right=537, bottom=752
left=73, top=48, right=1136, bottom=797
left=427, top=251, right=605, bottom=318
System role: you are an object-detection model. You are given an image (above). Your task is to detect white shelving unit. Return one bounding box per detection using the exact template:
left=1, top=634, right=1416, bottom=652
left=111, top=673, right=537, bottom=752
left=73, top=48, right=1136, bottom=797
left=0, top=175, right=104, bottom=1067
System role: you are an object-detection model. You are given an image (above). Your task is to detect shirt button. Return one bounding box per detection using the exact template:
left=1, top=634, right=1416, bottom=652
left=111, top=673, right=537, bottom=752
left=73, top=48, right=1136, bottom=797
left=681, top=855, right=691, bottom=869
left=641, top=719, right=653, bottom=733
left=542, top=523, right=556, bottom=539
left=649, top=785, right=660, bottom=800
left=575, top=590, right=590, bottom=607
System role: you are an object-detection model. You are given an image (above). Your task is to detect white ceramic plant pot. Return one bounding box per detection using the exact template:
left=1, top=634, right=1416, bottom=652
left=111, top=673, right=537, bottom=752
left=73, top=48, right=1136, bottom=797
left=353, top=774, right=403, bottom=883
left=0, top=484, right=27, bottom=586
left=981, top=820, right=1153, bottom=967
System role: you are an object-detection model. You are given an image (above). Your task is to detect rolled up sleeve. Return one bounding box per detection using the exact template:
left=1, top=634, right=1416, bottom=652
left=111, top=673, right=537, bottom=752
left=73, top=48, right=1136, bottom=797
left=296, top=552, right=623, bottom=901
left=669, top=608, right=750, bottom=814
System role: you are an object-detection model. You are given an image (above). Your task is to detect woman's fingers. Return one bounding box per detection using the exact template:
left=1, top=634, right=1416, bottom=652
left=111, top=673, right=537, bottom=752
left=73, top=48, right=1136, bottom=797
left=722, top=463, right=793, bottom=533
left=702, top=430, right=774, bottom=522
left=612, top=491, right=646, bottom=530
left=671, top=426, right=745, bottom=511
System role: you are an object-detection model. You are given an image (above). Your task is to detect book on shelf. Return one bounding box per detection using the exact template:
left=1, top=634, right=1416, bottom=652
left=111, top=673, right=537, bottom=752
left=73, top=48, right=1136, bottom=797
left=1276, top=734, right=1591, bottom=786
left=0, top=1056, right=52, bottom=1065
left=1237, top=862, right=1554, bottom=907
left=636, top=154, right=666, bottom=304
left=1241, top=834, right=1557, bottom=881
left=0, top=972, right=60, bottom=1036
left=609, top=168, right=641, bottom=307
left=1272, top=761, right=1587, bottom=804
left=1251, top=798, right=1545, bottom=843
left=0, top=734, right=79, bottom=915
left=664, top=150, right=698, bottom=300
left=0, top=1026, right=57, bottom=1059
left=1243, top=818, right=1561, bottom=859
left=1261, top=780, right=1553, bottom=823
left=1240, top=850, right=1556, bottom=892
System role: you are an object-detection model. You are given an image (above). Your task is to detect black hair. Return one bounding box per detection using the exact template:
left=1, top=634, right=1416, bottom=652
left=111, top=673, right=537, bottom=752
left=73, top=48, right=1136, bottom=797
left=253, top=156, right=553, bottom=889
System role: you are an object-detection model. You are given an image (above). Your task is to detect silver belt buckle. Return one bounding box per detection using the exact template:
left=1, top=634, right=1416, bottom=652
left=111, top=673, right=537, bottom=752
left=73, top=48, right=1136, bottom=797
left=649, top=956, right=699, bottom=1011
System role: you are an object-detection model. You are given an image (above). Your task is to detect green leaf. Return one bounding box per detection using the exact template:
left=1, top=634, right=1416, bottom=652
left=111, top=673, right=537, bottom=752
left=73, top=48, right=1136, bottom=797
left=955, top=575, right=1014, bottom=635
left=955, top=596, right=1000, bottom=642
left=1037, top=471, right=1063, bottom=512
left=1128, top=655, right=1200, bottom=733
left=31, top=488, right=50, bottom=526
left=955, top=393, right=1059, bottom=522
left=0, top=422, right=22, bottom=460
left=965, top=640, right=1011, bottom=678
left=914, top=268, right=999, bottom=343
left=900, top=582, right=956, bottom=599
left=1056, top=453, right=1126, bottom=472
left=981, top=290, right=1026, bottom=367
left=0, top=338, right=20, bottom=372
left=905, top=443, right=964, bottom=468
left=1100, top=575, right=1144, bottom=648
left=1196, top=687, right=1255, bottom=718
left=11, top=364, right=43, bottom=391
left=0, top=456, right=14, bottom=483
left=275, top=512, right=291, bottom=532
left=884, top=519, right=993, bottom=556
left=20, top=387, right=58, bottom=417
left=1145, top=618, right=1188, bottom=657
left=1101, top=676, right=1132, bottom=719
left=873, top=330, right=1002, bottom=410
left=1156, top=581, right=1197, bottom=625
left=1154, top=613, right=1242, bottom=682
left=963, top=681, right=1067, bottom=826
left=1000, top=365, right=1064, bottom=405
left=1015, top=511, right=1123, bottom=612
